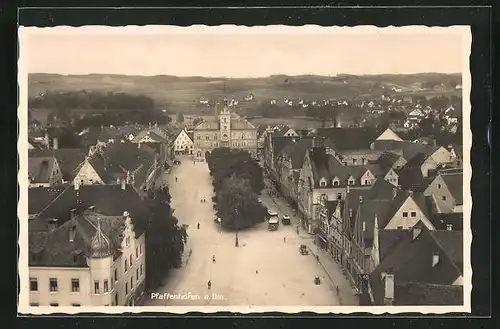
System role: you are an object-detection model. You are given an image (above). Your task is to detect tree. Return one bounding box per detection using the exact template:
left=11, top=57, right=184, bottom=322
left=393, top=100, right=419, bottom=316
left=215, top=174, right=267, bottom=230
left=144, top=186, right=187, bottom=290
left=192, top=117, right=204, bottom=127
left=206, top=148, right=264, bottom=195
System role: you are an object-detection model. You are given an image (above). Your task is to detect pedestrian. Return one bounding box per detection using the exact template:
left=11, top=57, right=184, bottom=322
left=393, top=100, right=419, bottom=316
left=212, top=255, right=216, bottom=263
left=175, top=176, right=178, bottom=182
left=284, top=236, right=286, bottom=243
left=255, top=270, right=259, bottom=274
left=189, top=249, right=192, bottom=257
left=207, top=280, right=211, bottom=290
left=197, top=223, right=200, bottom=229
left=336, top=285, right=340, bottom=296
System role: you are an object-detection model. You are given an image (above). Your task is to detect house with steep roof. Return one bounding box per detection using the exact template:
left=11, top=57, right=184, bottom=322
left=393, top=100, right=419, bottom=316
left=450, top=144, right=463, bottom=168
left=315, top=127, right=383, bottom=151
left=373, top=151, right=407, bottom=172
left=363, top=226, right=463, bottom=305
left=375, top=128, right=403, bottom=142
left=28, top=156, right=63, bottom=188
left=348, top=189, right=434, bottom=289
left=424, top=169, right=463, bottom=214
left=28, top=207, right=146, bottom=306
left=274, top=137, right=314, bottom=203
left=173, top=128, right=194, bottom=155
left=73, top=141, right=159, bottom=193
left=29, top=148, right=87, bottom=184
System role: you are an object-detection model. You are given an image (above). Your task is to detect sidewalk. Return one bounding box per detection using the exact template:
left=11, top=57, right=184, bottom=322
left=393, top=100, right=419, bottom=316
left=268, top=192, right=359, bottom=306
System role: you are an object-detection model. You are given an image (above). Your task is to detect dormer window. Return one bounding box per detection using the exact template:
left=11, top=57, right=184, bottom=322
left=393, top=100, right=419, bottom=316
left=319, top=178, right=327, bottom=187
left=348, top=178, right=355, bottom=186
left=332, top=178, right=340, bottom=186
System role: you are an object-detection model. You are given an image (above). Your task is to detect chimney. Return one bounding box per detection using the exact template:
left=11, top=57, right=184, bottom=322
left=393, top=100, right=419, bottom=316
left=412, top=226, right=422, bottom=240
left=70, top=208, right=77, bottom=219
left=53, top=137, right=58, bottom=150
left=74, top=180, right=80, bottom=190
left=362, top=221, right=366, bottom=232
left=392, top=188, right=398, bottom=199
left=432, top=252, right=440, bottom=267
left=384, top=273, right=395, bottom=304
left=446, top=224, right=453, bottom=231
left=359, top=196, right=363, bottom=204
left=121, top=178, right=126, bottom=190
left=138, top=143, right=141, bottom=149
left=69, top=226, right=76, bottom=242
left=47, top=218, right=58, bottom=231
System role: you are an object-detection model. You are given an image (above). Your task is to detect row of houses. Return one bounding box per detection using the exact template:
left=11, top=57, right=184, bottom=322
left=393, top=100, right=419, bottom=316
left=25, top=124, right=181, bottom=307
left=261, top=125, right=465, bottom=305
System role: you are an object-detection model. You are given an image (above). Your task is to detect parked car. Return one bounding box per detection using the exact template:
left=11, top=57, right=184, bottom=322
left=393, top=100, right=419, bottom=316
left=282, top=215, right=291, bottom=225
left=299, top=244, right=309, bottom=255
left=173, top=159, right=181, bottom=165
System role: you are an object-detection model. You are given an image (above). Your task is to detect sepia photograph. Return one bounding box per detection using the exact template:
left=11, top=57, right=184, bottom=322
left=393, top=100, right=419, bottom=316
left=18, top=25, right=471, bottom=314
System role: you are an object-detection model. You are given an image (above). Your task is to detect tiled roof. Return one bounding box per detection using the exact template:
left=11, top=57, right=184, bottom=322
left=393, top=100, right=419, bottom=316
left=29, top=148, right=87, bottom=181
left=194, top=120, right=219, bottom=130
left=441, top=172, right=463, bottom=205
left=28, top=156, right=56, bottom=184
left=132, top=130, right=167, bottom=143
left=98, top=125, right=141, bottom=142
left=272, top=136, right=296, bottom=159
left=34, top=184, right=149, bottom=236
left=278, top=137, right=314, bottom=170
left=372, top=140, right=440, bottom=162
left=431, top=230, right=463, bottom=270
left=393, top=282, right=464, bottom=305
left=428, top=209, right=463, bottom=230
left=29, top=210, right=131, bottom=267
left=398, top=166, right=428, bottom=192
left=28, top=185, right=69, bottom=215
left=376, top=151, right=404, bottom=169
left=316, top=127, right=382, bottom=150
left=370, top=227, right=463, bottom=305
left=231, top=117, right=256, bottom=130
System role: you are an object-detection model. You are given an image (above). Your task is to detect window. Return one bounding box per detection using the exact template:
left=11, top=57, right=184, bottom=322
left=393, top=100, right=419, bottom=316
left=130, top=254, right=133, bottom=266
left=49, top=278, right=58, bottom=292
left=114, top=268, right=118, bottom=282
left=135, top=247, right=138, bottom=258
left=49, top=303, right=59, bottom=307
left=333, top=180, right=339, bottom=186
left=29, top=278, right=38, bottom=292
left=125, top=283, right=128, bottom=295
left=94, top=280, right=100, bottom=294
left=130, top=277, right=134, bottom=289
left=320, top=180, right=326, bottom=187
left=337, top=193, right=342, bottom=200
left=397, top=226, right=403, bottom=230
left=402, top=212, right=408, bottom=218
left=140, top=264, right=143, bottom=276
left=348, top=179, right=355, bottom=186
left=411, top=211, right=417, bottom=217
left=115, top=293, right=119, bottom=306
left=206, top=136, right=209, bottom=140
left=72, top=303, right=81, bottom=307
left=352, top=159, right=357, bottom=165
left=364, top=180, right=369, bottom=185
left=343, top=162, right=347, bottom=166
left=104, top=280, right=109, bottom=293
left=30, top=302, right=39, bottom=307
left=125, top=259, right=128, bottom=272
left=71, top=279, right=80, bottom=292
left=437, top=184, right=441, bottom=189
left=442, top=196, right=447, bottom=201
left=136, top=269, right=139, bottom=281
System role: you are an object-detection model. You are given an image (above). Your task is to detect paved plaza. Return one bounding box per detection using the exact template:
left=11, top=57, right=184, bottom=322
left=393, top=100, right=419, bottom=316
left=144, top=156, right=341, bottom=306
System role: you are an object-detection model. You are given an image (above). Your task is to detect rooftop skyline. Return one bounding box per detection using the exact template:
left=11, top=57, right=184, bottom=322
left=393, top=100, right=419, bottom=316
left=20, top=25, right=468, bottom=78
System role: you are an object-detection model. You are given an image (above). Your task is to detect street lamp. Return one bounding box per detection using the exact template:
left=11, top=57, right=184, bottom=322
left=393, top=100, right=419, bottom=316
left=235, top=207, right=239, bottom=247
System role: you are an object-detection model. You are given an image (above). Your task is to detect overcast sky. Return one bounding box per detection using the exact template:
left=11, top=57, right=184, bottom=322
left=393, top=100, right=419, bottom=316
left=21, top=26, right=467, bottom=77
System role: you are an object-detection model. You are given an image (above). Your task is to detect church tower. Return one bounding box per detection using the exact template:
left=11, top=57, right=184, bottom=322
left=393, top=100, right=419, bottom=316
left=219, top=104, right=231, bottom=147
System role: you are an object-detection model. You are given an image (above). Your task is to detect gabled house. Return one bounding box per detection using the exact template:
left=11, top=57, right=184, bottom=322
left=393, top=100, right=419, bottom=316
left=375, top=128, right=403, bottom=142
left=449, top=145, right=463, bottom=168
left=348, top=189, right=434, bottom=290
left=274, top=125, right=299, bottom=138
left=364, top=226, right=463, bottom=305
left=173, top=128, right=194, bottom=155
left=28, top=156, right=63, bottom=188
left=364, top=163, right=399, bottom=187
left=373, top=151, right=407, bottom=171
left=29, top=148, right=87, bottom=184
left=424, top=168, right=463, bottom=214
left=408, top=108, right=425, bottom=118
left=73, top=141, right=159, bottom=193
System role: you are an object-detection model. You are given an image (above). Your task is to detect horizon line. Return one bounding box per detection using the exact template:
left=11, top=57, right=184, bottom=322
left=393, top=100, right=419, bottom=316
left=28, top=71, right=462, bottom=79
